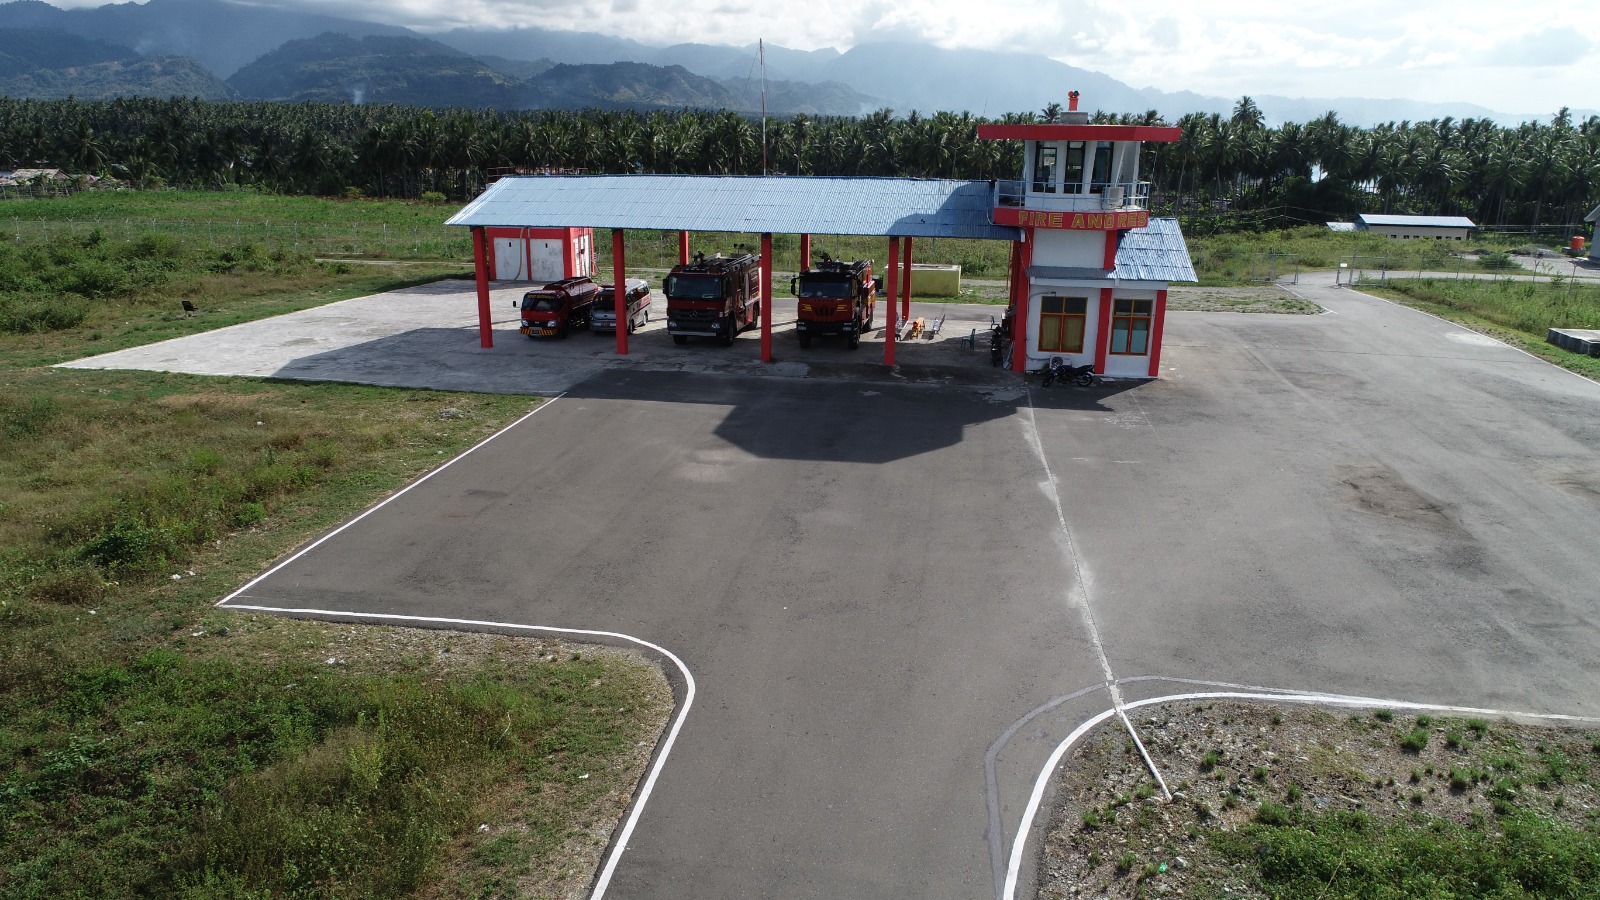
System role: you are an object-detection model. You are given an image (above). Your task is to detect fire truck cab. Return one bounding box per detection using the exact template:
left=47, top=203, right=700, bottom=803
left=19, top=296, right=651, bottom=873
left=792, top=255, right=876, bottom=349
left=516, top=276, right=602, bottom=339
left=663, top=252, right=762, bottom=346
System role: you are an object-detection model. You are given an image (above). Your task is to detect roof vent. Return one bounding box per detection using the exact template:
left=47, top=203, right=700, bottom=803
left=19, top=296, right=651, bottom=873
left=1063, top=90, right=1089, bottom=124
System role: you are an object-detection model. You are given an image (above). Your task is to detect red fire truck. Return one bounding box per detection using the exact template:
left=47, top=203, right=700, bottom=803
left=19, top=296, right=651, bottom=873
left=792, top=256, right=877, bottom=349
left=516, top=276, right=602, bottom=339
left=663, top=252, right=761, bottom=346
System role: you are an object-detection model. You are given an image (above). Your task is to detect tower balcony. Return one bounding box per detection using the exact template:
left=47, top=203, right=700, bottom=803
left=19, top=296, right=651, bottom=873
left=994, top=180, right=1152, bottom=212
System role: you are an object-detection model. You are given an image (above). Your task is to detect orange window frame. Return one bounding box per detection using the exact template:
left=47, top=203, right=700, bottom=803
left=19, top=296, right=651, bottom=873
left=1038, top=296, right=1087, bottom=353
left=1109, top=299, right=1153, bottom=355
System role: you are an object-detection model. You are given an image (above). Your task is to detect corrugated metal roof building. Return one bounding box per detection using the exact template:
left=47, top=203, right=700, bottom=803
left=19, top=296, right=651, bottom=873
left=1355, top=214, right=1476, bottom=240
left=449, top=172, right=1195, bottom=379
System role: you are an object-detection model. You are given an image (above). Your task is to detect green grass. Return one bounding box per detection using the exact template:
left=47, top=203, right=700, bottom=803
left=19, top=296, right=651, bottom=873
left=1187, top=225, right=1543, bottom=285
left=0, top=192, right=669, bottom=898
left=1213, top=806, right=1600, bottom=899
left=1366, top=277, right=1600, bottom=381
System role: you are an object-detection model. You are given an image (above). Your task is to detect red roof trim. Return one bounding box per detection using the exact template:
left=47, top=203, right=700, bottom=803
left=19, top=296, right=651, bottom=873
left=976, top=124, right=1182, bottom=142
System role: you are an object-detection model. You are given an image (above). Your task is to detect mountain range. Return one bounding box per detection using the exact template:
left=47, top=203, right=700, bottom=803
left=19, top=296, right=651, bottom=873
left=0, top=0, right=1588, bottom=126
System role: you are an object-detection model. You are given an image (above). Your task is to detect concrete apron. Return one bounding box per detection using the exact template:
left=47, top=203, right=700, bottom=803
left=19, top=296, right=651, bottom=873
left=56, top=279, right=1024, bottom=394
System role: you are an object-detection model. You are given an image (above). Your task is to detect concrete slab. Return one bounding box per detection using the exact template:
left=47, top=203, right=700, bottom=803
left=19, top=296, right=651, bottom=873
left=57, top=280, right=1017, bottom=393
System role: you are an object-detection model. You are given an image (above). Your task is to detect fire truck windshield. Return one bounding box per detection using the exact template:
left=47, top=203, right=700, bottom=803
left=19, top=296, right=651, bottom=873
left=664, top=275, right=723, bottom=300
left=522, top=294, right=563, bottom=312
left=798, top=279, right=854, bottom=299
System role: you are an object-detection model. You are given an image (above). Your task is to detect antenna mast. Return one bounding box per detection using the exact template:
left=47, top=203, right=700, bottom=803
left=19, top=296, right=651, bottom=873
left=760, top=38, right=768, bottom=176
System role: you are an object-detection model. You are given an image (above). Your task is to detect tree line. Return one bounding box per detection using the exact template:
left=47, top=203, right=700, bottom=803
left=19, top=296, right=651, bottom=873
left=1, top=95, right=1596, bottom=231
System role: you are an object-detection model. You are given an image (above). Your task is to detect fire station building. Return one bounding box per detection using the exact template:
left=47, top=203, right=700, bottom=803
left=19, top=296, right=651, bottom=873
left=449, top=95, right=1195, bottom=378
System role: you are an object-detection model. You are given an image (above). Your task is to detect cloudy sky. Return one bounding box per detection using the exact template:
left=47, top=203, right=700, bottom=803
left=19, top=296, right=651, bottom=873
left=57, top=0, right=1598, bottom=114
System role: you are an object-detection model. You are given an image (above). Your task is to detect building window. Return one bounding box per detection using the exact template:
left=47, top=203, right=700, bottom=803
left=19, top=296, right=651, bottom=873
left=1089, top=141, right=1113, bottom=193
left=1063, top=142, right=1085, bottom=194
left=1039, top=296, right=1087, bottom=353
left=1032, top=144, right=1058, bottom=194
left=1109, top=298, right=1153, bottom=355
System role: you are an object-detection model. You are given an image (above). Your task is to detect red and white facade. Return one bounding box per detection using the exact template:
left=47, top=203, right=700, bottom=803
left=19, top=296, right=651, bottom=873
left=980, top=96, right=1184, bottom=378
left=482, top=226, right=595, bottom=282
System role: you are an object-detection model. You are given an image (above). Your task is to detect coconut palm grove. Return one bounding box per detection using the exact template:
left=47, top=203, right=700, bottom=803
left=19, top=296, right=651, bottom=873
left=2, top=96, right=1597, bottom=232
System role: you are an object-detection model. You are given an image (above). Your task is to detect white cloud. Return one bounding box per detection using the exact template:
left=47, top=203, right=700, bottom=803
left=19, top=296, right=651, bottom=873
left=40, top=0, right=1600, bottom=111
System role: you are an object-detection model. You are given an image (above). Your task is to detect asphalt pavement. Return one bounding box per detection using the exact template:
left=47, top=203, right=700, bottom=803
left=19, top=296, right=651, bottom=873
left=175, top=270, right=1600, bottom=898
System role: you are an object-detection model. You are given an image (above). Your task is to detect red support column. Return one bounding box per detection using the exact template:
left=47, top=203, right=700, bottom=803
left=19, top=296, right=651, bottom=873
left=1147, top=289, right=1168, bottom=377
left=612, top=229, right=629, bottom=356
left=1102, top=229, right=1119, bottom=272
left=901, top=236, right=914, bottom=319
left=678, top=230, right=690, bottom=265
left=760, top=233, right=774, bottom=362
left=799, top=234, right=811, bottom=271
left=1011, top=237, right=1031, bottom=372
left=1094, top=288, right=1113, bottom=374
left=884, top=236, right=900, bottom=367
left=472, top=226, right=493, bottom=349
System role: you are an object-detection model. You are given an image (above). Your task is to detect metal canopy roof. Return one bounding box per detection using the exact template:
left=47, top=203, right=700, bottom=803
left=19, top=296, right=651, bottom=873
left=1029, top=218, right=1198, bottom=284
left=1357, top=214, right=1476, bottom=228
left=445, top=175, right=1022, bottom=240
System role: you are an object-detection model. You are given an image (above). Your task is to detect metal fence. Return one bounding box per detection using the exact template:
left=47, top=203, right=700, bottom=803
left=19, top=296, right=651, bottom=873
left=1188, top=249, right=1301, bottom=284
left=1336, top=253, right=1592, bottom=288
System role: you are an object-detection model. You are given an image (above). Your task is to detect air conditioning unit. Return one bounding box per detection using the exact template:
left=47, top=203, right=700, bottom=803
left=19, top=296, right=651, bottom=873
left=1104, top=185, right=1126, bottom=208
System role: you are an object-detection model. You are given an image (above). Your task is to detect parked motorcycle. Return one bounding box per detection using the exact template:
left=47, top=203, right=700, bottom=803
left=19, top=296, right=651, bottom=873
left=1039, top=356, right=1096, bottom=387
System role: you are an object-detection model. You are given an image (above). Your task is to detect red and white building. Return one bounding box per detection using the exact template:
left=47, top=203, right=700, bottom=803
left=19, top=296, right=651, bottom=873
left=481, top=227, right=595, bottom=282
left=450, top=93, right=1195, bottom=378
left=980, top=93, right=1194, bottom=378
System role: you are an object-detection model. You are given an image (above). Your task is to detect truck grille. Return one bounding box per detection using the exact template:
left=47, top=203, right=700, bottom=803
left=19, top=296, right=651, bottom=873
left=672, top=308, right=721, bottom=323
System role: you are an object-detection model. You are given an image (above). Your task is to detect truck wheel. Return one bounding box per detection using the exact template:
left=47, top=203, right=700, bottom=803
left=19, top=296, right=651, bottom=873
left=720, top=322, right=736, bottom=346
left=798, top=333, right=812, bottom=349
left=847, top=331, right=860, bottom=349
left=672, top=334, right=688, bottom=345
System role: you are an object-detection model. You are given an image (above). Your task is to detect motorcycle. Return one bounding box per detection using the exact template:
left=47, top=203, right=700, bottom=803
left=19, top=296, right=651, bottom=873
left=1039, top=356, right=1096, bottom=387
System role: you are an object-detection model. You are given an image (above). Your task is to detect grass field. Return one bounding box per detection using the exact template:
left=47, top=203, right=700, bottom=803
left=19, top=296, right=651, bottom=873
left=1366, top=277, right=1600, bottom=380
left=0, top=192, right=670, bottom=898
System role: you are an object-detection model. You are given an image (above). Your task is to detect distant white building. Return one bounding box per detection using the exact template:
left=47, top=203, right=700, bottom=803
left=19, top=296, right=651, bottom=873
left=1355, top=214, right=1475, bottom=240
left=1326, top=221, right=1356, bottom=232
left=1586, top=204, right=1599, bottom=261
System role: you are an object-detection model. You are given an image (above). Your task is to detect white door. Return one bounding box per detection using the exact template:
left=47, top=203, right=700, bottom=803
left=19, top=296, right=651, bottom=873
left=493, top=238, right=523, bottom=280
left=532, top=240, right=563, bottom=283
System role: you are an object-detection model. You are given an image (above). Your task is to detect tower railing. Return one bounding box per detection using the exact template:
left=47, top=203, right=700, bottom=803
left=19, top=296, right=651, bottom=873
left=993, top=180, right=1152, bottom=211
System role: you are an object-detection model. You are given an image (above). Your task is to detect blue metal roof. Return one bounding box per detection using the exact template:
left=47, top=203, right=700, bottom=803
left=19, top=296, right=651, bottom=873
left=1116, top=218, right=1198, bottom=282
left=1357, top=214, right=1476, bottom=228
left=1026, top=218, right=1196, bottom=284
left=446, top=175, right=1021, bottom=240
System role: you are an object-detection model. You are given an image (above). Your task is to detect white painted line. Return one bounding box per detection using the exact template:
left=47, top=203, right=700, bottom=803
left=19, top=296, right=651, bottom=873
left=218, top=604, right=695, bottom=900
left=1001, top=688, right=1600, bottom=900
left=215, top=393, right=566, bottom=608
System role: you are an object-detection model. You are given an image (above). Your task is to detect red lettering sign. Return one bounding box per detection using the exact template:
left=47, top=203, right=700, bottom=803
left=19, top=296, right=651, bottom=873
left=992, top=207, right=1151, bottom=231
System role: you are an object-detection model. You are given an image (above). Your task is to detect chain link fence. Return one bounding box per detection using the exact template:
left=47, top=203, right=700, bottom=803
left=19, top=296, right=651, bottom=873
left=1189, top=249, right=1301, bottom=284
left=1336, top=252, right=1592, bottom=289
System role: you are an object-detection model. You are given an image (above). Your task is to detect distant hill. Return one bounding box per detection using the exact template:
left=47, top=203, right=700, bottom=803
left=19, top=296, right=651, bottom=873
left=0, top=27, right=232, bottom=99
left=227, top=32, right=517, bottom=106
left=0, top=0, right=414, bottom=78
left=3, top=0, right=1589, bottom=125
left=519, top=62, right=739, bottom=111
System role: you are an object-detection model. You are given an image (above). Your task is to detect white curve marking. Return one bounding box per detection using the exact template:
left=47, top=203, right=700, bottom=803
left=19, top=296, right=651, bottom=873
left=219, top=604, right=695, bottom=900
left=1002, top=689, right=1600, bottom=900
left=215, top=393, right=567, bottom=608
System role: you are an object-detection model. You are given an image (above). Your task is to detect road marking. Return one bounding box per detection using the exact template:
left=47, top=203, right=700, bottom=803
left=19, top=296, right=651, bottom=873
left=1001, top=687, right=1600, bottom=900
left=215, top=394, right=566, bottom=608
left=219, top=604, right=696, bottom=900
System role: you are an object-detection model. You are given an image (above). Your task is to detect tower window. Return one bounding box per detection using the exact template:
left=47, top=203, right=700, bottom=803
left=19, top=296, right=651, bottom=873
left=1032, top=144, right=1058, bottom=194
left=1063, top=142, right=1085, bottom=194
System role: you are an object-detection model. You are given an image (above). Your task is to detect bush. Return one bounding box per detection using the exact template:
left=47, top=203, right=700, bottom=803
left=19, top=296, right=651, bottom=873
left=0, top=293, right=91, bottom=333
left=420, top=191, right=447, bottom=203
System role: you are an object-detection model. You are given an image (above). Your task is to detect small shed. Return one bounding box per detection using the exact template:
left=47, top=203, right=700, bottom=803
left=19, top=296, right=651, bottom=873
left=1355, top=214, right=1475, bottom=240
left=1585, top=204, right=1599, bottom=261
